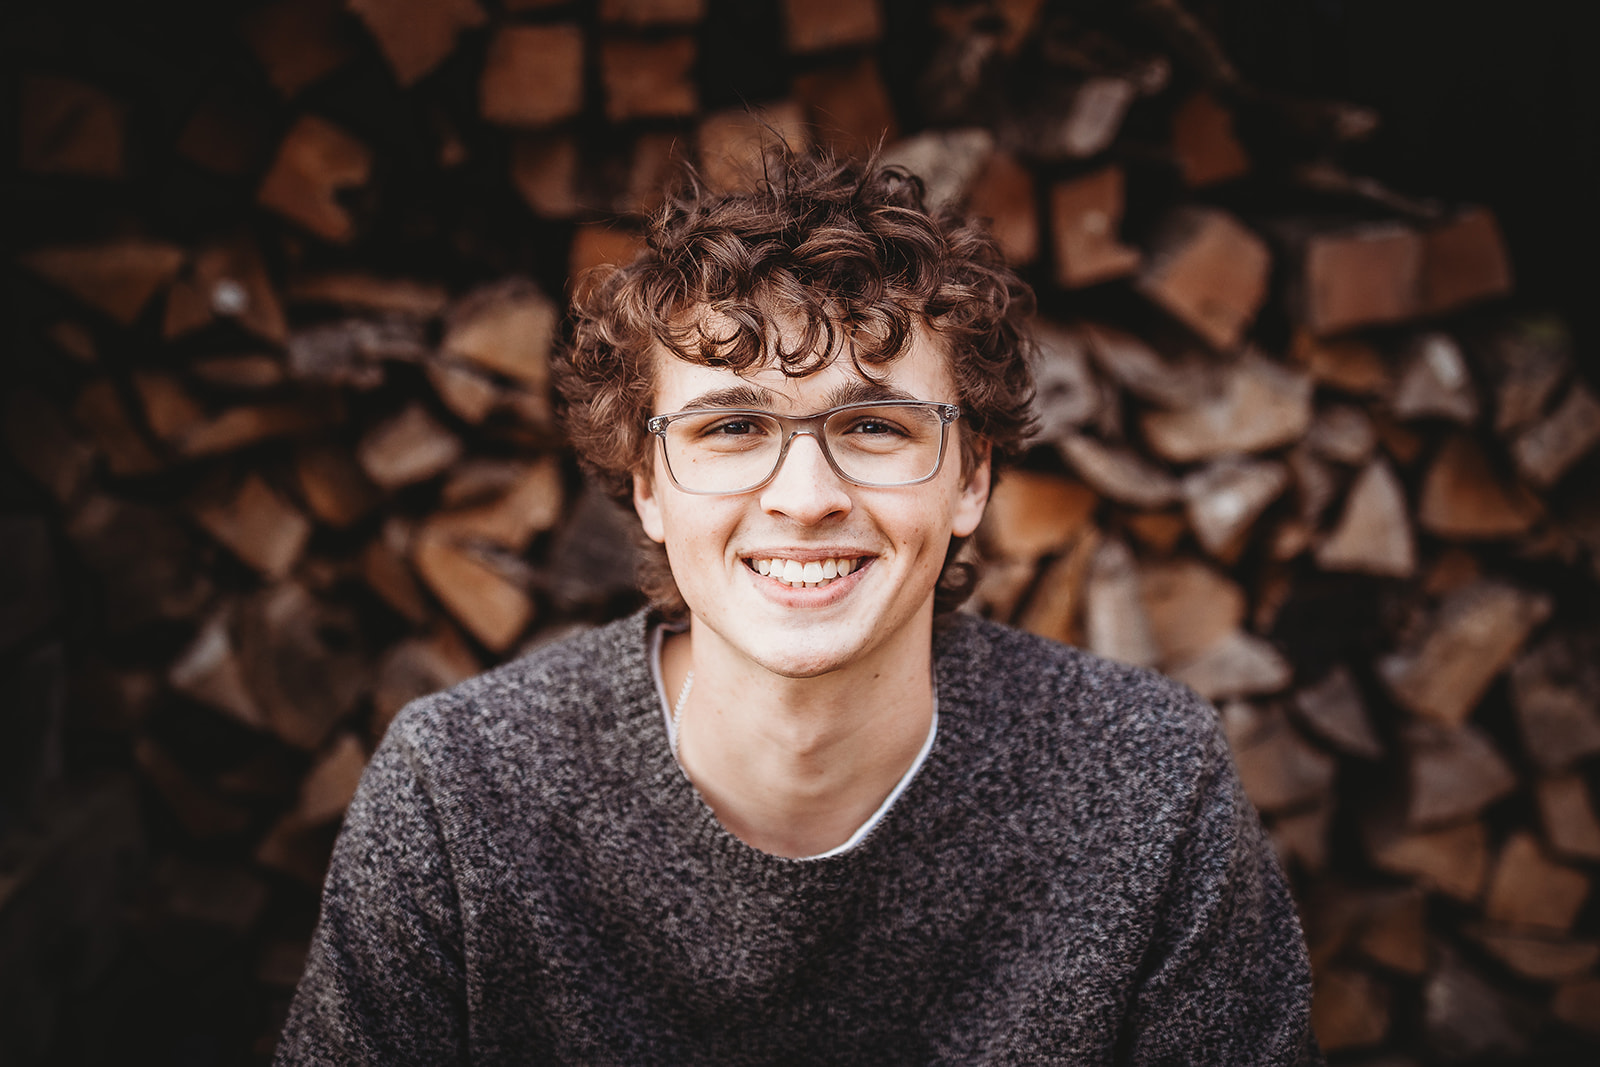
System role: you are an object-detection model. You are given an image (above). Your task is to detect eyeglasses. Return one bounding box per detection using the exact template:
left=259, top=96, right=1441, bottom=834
left=646, top=400, right=962, bottom=496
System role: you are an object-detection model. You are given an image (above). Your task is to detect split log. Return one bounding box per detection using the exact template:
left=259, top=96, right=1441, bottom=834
left=1059, top=435, right=1179, bottom=510
left=257, top=116, right=373, bottom=243
left=1377, top=578, right=1551, bottom=728
left=1141, top=351, right=1313, bottom=462
left=881, top=129, right=995, bottom=212
left=1473, top=314, right=1571, bottom=436
left=357, top=403, right=463, bottom=490
left=178, top=394, right=345, bottom=457
left=1029, top=323, right=1104, bottom=447
left=1390, top=332, right=1479, bottom=424
left=1081, top=538, right=1158, bottom=667
left=1421, top=947, right=1533, bottom=1062
left=1311, top=967, right=1391, bottom=1052
left=1291, top=666, right=1383, bottom=759
left=1123, top=510, right=1187, bottom=555
left=361, top=519, right=431, bottom=624
left=441, top=278, right=557, bottom=390
left=1306, top=404, right=1377, bottom=465
left=163, top=234, right=287, bottom=344
left=1509, top=631, right=1600, bottom=772
left=1511, top=380, right=1600, bottom=489
left=599, top=37, right=699, bottom=122
left=1181, top=457, right=1289, bottom=558
left=1012, top=76, right=1138, bottom=160
left=1471, top=925, right=1600, bottom=982
left=131, top=371, right=207, bottom=446
left=285, top=272, right=450, bottom=315
left=600, top=0, right=707, bottom=25
left=348, top=0, right=486, bottom=86
left=1553, top=979, right=1600, bottom=1037
left=1420, top=207, right=1513, bottom=316
left=426, top=357, right=501, bottom=424
left=1417, top=433, right=1541, bottom=539
left=793, top=56, right=899, bottom=160
left=1356, top=888, right=1429, bottom=976
left=782, top=0, right=883, bottom=52
left=20, top=74, right=126, bottom=178
left=1483, top=832, right=1591, bottom=933
left=168, top=608, right=266, bottom=731
left=1290, top=331, right=1390, bottom=396
left=1049, top=167, right=1140, bottom=288
left=1081, top=322, right=1213, bottom=409
left=1017, top=526, right=1099, bottom=647
left=412, top=527, right=535, bottom=652
left=1402, top=723, right=1517, bottom=829
left=1169, top=630, right=1292, bottom=700
left=511, top=133, right=584, bottom=218
left=1220, top=702, right=1335, bottom=813
left=179, top=356, right=272, bottom=394
left=1294, top=222, right=1424, bottom=336
left=1366, top=817, right=1488, bottom=902
left=1138, top=557, right=1244, bottom=666
left=980, top=470, right=1098, bottom=563
left=288, top=317, right=426, bottom=387
left=697, top=102, right=811, bottom=194
left=1288, top=446, right=1340, bottom=524
left=427, top=456, right=564, bottom=552
left=480, top=25, right=586, bottom=127
left=1535, top=774, right=1600, bottom=861
left=191, top=475, right=312, bottom=580
left=239, top=0, right=355, bottom=97
left=295, top=441, right=382, bottom=528
left=22, top=241, right=186, bottom=326
left=294, top=734, right=368, bottom=826
left=965, top=150, right=1039, bottom=266
left=1269, top=801, right=1333, bottom=874
left=372, top=622, right=481, bottom=737
left=236, top=583, right=367, bottom=751
left=1136, top=207, right=1270, bottom=351
left=1170, top=91, right=1248, bottom=187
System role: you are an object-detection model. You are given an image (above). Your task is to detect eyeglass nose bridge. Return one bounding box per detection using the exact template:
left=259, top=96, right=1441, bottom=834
left=760, top=421, right=845, bottom=491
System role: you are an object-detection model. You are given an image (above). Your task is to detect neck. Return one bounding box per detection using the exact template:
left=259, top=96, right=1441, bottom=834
left=662, top=622, right=936, bottom=858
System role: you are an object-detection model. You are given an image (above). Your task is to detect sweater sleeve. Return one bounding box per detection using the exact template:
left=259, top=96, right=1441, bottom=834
left=1120, top=728, right=1324, bottom=1067
left=273, top=719, right=470, bottom=1065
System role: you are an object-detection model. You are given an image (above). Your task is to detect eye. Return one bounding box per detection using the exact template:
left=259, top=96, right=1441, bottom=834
left=704, top=417, right=762, bottom=436
left=844, top=416, right=907, bottom=437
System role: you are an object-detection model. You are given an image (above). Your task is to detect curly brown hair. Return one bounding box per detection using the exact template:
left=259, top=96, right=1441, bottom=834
left=556, top=149, right=1037, bottom=617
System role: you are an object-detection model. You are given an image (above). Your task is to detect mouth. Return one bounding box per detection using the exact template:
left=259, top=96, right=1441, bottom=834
left=745, top=555, right=869, bottom=589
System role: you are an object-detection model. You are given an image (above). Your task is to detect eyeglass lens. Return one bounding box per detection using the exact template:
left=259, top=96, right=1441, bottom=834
left=661, top=404, right=949, bottom=493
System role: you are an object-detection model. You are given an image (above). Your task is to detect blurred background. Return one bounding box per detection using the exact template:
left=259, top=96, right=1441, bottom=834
left=3, top=0, right=1598, bottom=1062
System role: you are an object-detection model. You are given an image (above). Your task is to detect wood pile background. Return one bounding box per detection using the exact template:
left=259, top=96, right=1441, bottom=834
left=3, top=0, right=1598, bottom=1062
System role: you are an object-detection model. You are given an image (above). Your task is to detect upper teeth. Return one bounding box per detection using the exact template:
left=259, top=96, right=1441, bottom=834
left=754, top=557, right=858, bottom=586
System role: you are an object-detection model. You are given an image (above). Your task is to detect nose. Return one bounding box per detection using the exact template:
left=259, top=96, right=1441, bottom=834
left=758, top=431, right=853, bottom=525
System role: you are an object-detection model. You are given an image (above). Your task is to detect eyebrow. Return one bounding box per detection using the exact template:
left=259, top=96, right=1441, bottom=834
left=674, top=378, right=921, bottom=414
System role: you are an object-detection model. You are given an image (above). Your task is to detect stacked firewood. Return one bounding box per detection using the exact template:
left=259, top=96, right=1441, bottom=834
left=5, top=0, right=1598, bottom=1060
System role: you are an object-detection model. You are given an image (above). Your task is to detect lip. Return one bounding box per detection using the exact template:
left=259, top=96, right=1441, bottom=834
left=742, top=554, right=874, bottom=606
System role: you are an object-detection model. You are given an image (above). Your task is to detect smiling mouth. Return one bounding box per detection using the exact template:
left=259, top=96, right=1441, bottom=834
left=746, top=556, right=867, bottom=589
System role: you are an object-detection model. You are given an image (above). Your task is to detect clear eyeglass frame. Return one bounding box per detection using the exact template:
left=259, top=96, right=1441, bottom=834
left=645, top=399, right=962, bottom=496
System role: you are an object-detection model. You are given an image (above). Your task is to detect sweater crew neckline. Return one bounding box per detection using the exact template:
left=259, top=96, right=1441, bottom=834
left=633, top=613, right=944, bottom=873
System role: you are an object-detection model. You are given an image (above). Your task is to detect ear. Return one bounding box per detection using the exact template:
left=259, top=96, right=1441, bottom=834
left=950, top=440, right=991, bottom=539
left=633, top=470, right=666, bottom=544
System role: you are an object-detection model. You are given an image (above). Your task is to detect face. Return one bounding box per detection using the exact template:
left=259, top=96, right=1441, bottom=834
left=632, top=322, right=991, bottom=681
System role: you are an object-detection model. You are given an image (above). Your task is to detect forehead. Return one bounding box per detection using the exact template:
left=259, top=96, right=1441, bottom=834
left=649, top=321, right=956, bottom=414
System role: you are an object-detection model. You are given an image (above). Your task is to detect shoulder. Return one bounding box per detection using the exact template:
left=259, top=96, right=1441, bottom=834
left=932, top=614, right=1230, bottom=844
left=384, top=609, right=659, bottom=792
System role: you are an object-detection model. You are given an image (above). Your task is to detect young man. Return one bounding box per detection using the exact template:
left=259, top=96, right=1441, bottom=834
left=277, top=154, right=1320, bottom=1064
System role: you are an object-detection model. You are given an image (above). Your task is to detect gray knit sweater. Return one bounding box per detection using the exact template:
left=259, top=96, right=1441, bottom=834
left=276, top=610, right=1320, bottom=1065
